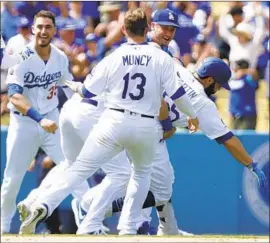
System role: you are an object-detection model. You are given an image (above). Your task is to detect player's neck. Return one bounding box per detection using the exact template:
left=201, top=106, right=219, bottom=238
left=35, top=45, right=51, bottom=61
left=150, top=35, right=161, bottom=46
left=127, top=36, right=147, bottom=44
left=193, top=73, right=204, bottom=86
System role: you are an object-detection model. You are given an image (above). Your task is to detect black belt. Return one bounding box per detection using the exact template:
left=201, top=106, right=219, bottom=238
left=109, top=108, right=154, bottom=119
left=13, top=111, right=26, bottom=116
left=81, top=98, right=98, bottom=107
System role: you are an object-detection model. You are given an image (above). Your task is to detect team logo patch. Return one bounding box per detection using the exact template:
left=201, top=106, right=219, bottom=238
left=243, top=142, right=269, bottom=226
left=168, top=12, right=175, bottom=20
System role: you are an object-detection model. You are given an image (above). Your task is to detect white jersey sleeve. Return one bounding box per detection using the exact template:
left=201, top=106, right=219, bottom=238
left=162, top=55, right=180, bottom=98
left=6, top=63, right=25, bottom=86
left=196, top=102, right=230, bottom=140
left=84, top=56, right=109, bottom=95
left=58, top=55, right=74, bottom=84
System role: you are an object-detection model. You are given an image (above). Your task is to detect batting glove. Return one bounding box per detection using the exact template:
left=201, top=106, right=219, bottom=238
left=247, top=162, right=268, bottom=188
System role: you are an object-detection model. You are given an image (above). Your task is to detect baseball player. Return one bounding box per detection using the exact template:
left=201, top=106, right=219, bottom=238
left=19, top=8, right=199, bottom=235
left=0, top=34, right=35, bottom=69
left=69, top=9, right=192, bottom=236
left=19, top=91, right=132, bottom=234
left=68, top=10, right=267, bottom=236
left=0, top=10, right=88, bottom=234
left=95, top=57, right=267, bottom=235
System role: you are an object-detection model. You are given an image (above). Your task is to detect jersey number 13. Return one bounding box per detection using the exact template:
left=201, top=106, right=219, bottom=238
left=122, top=72, right=146, bottom=100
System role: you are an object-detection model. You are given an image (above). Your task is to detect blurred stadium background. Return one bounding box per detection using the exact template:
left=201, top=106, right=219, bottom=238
left=1, top=1, right=269, bottom=131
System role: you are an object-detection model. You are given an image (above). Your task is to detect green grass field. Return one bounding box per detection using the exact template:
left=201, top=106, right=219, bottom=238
left=1, top=234, right=269, bottom=243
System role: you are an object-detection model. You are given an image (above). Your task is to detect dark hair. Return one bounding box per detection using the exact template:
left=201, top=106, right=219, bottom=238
left=229, top=6, right=243, bottom=16
left=34, top=10, right=56, bottom=26
left=124, top=8, right=148, bottom=37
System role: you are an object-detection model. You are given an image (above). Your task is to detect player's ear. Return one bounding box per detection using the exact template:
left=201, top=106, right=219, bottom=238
left=31, top=25, right=35, bottom=35
left=150, top=22, right=155, bottom=31
left=121, top=25, right=127, bottom=36
left=206, top=77, right=215, bottom=86
left=203, top=77, right=214, bottom=87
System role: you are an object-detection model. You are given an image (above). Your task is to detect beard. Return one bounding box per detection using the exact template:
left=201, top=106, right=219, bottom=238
left=38, top=38, right=51, bottom=48
left=204, top=82, right=216, bottom=96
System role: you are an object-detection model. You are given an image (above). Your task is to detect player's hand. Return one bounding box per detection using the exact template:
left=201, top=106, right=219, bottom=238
left=247, top=162, right=268, bottom=188
left=64, top=80, right=82, bottom=93
left=28, top=159, right=37, bottom=172
left=163, top=127, right=176, bottom=141
left=39, top=118, right=58, bottom=134
left=188, top=117, right=199, bottom=133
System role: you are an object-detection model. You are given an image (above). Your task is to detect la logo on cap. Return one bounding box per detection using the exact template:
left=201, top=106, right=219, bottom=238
left=168, top=12, right=175, bottom=20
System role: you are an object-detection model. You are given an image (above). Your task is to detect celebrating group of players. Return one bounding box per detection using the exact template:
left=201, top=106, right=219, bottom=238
left=0, top=7, right=267, bottom=236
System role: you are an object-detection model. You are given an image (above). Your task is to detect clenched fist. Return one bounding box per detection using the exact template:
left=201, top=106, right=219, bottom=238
left=39, top=118, right=58, bottom=134
left=188, top=117, right=199, bottom=133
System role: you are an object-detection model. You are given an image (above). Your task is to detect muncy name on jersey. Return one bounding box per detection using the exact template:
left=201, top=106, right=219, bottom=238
left=122, top=55, right=152, bottom=66
left=24, top=71, right=61, bottom=89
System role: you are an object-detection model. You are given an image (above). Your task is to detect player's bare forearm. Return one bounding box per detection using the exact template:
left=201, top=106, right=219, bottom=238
left=223, top=136, right=253, bottom=166
left=9, top=93, right=31, bottom=115
left=159, top=99, right=169, bottom=121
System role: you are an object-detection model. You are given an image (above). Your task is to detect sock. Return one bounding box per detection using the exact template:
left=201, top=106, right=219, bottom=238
left=112, top=191, right=156, bottom=213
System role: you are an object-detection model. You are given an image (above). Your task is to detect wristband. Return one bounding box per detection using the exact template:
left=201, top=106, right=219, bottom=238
left=246, top=162, right=255, bottom=170
left=160, top=117, right=173, bottom=131
left=26, top=107, right=44, bottom=123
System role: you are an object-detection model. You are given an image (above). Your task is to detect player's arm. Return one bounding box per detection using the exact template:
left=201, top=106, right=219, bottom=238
left=162, top=57, right=199, bottom=132
left=76, top=55, right=110, bottom=98
left=1, top=36, right=35, bottom=69
left=7, top=66, right=57, bottom=133
left=0, top=42, right=21, bottom=69
left=198, top=102, right=267, bottom=188
left=159, top=99, right=176, bottom=140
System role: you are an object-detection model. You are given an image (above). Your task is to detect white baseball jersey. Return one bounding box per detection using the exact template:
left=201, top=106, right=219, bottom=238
left=168, top=59, right=230, bottom=139
left=68, top=93, right=106, bottom=117
left=84, top=42, right=178, bottom=116
left=6, top=42, right=73, bottom=114
left=6, top=34, right=34, bottom=54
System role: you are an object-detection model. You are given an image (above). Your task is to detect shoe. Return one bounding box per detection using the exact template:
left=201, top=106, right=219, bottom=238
left=71, top=199, right=86, bottom=227
left=101, top=224, right=110, bottom=233
left=137, top=221, right=150, bottom=235
left=79, top=229, right=107, bottom=235
left=178, top=229, right=194, bottom=236
left=17, top=201, right=30, bottom=223
left=19, top=204, right=47, bottom=235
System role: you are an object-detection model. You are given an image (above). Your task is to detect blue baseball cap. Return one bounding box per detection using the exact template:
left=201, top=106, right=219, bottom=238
left=60, top=22, right=76, bottom=31
left=85, top=33, right=100, bottom=42
left=152, top=9, right=179, bottom=28
left=196, top=57, right=232, bottom=90
left=17, top=16, right=31, bottom=28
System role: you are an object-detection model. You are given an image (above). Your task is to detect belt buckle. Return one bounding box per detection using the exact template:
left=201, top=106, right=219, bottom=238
left=130, top=111, right=136, bottom=116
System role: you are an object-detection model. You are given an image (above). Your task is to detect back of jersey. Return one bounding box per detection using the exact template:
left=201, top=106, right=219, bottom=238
left=84, top=43, right=176, bottom=117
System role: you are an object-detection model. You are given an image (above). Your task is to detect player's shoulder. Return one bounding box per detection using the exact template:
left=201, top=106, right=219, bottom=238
left=199, top=97, right=219, bottom=115
left=50, top=43, right=69, bottom=60
left=6, top=34, right=21, bottom=46
left=148, top=42, right=170, bottom=55
left=15, top=42, right=36, bottom=63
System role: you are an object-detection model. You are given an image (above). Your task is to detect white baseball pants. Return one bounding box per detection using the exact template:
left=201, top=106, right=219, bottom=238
left=33, top=109, right=160, bottom=234
left=1, top=109, right=64, bottom=233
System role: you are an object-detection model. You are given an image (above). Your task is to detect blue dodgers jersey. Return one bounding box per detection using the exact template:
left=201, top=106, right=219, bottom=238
left=229, top=74, right=258, bottom=117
